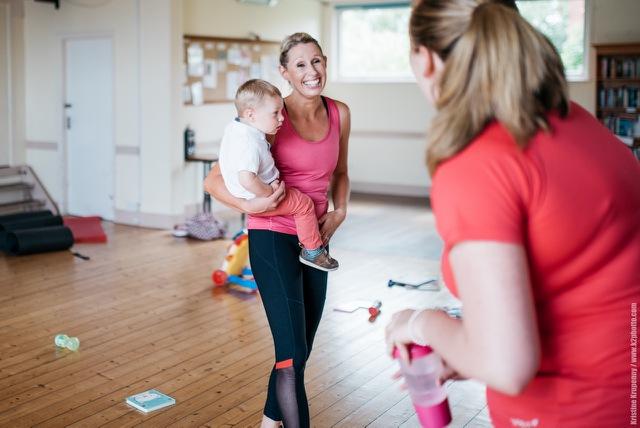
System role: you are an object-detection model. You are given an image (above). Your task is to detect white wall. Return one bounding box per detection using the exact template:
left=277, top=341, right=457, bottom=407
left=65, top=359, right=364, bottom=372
left=1, top=0, right=26, bottom=167
left=25, top=0, right=137, bottom=216
left=184, top=0, right=322, bottom=41
left=20, top=0, right=322, bottom=226
left=321, top=4, right=433, bottom=196
left=180, top=0, right=324, bottom=213
left=0, top=2, right=9, bottom=166
left=591, top=0, right=640, bottom=44
left=23, top=0, right=181, bottom=227
left=324, top=82, right=433, bottom=197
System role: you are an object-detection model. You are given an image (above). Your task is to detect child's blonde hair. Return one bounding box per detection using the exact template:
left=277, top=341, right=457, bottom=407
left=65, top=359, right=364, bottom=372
left=410, top=0, right=569, bottom=174
left=235, top=79, right=282, bottom=116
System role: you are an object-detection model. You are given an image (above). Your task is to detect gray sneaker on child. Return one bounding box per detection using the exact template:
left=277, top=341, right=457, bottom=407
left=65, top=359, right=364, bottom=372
left=299, top=248, right=339, bottom=272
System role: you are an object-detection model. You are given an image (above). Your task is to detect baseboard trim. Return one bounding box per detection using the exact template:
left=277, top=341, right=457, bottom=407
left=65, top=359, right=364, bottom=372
left=113, top=184, right=430, bottom=229
left=114, top=203, right=228, bottom=229
left=114, top=209, right=184, bottom=229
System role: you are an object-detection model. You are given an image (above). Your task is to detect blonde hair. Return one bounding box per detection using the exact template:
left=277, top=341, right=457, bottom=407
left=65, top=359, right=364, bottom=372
left=234, top=79, right=282, bottom=116
left=279, top=32, right=324, bottom=67
left=410, top=0, right=569, bottom=174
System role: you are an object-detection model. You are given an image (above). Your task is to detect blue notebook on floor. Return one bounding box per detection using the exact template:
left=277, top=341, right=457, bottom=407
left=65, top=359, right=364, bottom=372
left=125, top=389, right=175, bottom=413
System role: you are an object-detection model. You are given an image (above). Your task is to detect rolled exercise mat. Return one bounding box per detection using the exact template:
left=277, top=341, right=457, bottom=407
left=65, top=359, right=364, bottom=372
left=0, top=215, right=62, bottom=231
left=0, top=215, right=63, bottom=251
left=5, top=226, right=74, bottom=256
left=0, top=210, right=53, bottom=224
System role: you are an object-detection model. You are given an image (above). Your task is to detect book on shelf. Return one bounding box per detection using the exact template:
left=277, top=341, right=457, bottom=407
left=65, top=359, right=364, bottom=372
left=600, top=57, right=640, bottom=79
left=601, top=115, right=640, bottom=143
left=597, top=87, right=639, bottom=109
left=125, top=389, right=175, bottom=413
left=595, top=44, right=640, bottom=156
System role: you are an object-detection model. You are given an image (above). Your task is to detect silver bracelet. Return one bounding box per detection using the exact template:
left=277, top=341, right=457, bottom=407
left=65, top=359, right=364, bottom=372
left=407, top=308, right=430, bottom=346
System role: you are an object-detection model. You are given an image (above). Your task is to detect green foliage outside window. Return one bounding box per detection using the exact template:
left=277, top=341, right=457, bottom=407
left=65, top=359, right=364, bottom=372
left=335, top=1, right=586, bottom=81
left=517, top=0, right=586, bottom=77
left=337, top=5, right=411, bottom=80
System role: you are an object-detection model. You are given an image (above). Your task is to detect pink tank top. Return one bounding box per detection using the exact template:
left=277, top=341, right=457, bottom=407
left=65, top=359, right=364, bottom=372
left=247, top=96, right=341, bottom=235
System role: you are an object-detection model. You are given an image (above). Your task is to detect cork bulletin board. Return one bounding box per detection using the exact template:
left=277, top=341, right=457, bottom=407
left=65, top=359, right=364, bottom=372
left=182, top=35, right=287, bottom=105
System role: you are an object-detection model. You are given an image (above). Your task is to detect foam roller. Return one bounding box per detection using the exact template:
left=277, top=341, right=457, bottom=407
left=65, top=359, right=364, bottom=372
left=5, top=226, right=74, bottom=256
left=0, top=215, right=63, bottom=251
left=0, top=210, right=53, bottom=224
left=0, top=215, right=62, bottom=232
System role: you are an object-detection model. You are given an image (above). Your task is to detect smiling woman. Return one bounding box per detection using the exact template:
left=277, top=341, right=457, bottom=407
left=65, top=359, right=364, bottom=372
left=204, top=32, right=351, bottom=428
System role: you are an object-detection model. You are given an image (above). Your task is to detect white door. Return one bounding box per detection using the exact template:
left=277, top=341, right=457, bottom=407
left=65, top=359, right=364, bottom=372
left=64, top=37, right=114, bottom=220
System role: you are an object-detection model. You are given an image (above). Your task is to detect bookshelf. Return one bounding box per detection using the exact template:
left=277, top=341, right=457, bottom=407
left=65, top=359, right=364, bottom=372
left=594, top=43, right=640, bottom=158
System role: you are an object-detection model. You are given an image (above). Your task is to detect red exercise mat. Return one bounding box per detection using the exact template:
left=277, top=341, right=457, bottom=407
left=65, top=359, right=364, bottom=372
left=63, top=216, right=107, bottom=243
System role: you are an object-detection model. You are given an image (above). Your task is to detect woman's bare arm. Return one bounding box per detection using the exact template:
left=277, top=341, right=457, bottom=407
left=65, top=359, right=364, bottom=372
left=204, top=163, right=285, bottom=214
left=386, top=242, right=541, bottom=395
left=318, top=100, right=351, bottom=244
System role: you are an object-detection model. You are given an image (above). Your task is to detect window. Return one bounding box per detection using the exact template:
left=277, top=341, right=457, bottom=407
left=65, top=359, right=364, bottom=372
left=334, top=1, right=588, bottom=82
left=335, top=2, right=412, bottom=81
left=517, top=0, right=587, bottom=79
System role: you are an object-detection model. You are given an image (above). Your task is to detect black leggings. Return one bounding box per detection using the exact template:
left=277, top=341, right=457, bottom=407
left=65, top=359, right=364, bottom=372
left=248, top=229, right=328, bottom=428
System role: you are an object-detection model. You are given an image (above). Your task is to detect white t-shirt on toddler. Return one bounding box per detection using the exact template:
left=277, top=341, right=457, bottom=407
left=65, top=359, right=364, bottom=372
left=218, top=119, right=279, bottom=200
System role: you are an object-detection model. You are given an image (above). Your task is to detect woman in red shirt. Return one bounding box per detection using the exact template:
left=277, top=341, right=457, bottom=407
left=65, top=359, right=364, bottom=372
left=385, top=1, right=640, bottom=426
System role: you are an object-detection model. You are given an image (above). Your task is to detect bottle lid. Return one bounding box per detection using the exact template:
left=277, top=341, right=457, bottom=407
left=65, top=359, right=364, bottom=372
left=393, top=343, right=433, bottom=360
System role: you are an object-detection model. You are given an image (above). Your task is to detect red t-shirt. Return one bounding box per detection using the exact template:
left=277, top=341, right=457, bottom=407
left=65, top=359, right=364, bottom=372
left=432, top=103, right=640, bottom=427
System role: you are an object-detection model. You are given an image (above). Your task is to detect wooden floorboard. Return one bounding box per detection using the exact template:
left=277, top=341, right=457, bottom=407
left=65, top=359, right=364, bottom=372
left=0, top=195, right=490, bottom=427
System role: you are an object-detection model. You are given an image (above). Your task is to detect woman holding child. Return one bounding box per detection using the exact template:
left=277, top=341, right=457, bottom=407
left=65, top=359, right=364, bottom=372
left=205, top=32, right=350, bottom=428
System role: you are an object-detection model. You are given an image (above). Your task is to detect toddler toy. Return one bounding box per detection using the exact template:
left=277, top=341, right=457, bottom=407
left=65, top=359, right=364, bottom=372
left=212, top=230, right=257, bottom=293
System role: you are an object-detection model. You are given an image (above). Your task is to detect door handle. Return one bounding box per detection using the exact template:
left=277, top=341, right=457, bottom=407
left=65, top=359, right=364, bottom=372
left=66, top=117, right=71, bottom=130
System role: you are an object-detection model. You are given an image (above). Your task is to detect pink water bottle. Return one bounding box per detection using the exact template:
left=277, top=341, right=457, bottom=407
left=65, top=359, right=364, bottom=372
left=394, top=344, right=452, bottom=428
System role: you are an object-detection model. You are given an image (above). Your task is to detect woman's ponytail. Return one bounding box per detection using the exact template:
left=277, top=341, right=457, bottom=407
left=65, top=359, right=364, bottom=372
left=410, top=0, right=569, bottom=174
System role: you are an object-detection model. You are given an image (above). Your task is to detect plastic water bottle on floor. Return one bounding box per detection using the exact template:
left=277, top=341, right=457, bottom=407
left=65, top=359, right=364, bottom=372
left=394, top=344, right=452, bottom=428
left=54, top=334, right=80, bottom=351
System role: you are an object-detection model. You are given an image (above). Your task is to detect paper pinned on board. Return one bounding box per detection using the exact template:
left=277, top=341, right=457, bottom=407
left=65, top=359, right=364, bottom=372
left=191, top=81, right=204, bottom=106
left=187, top=43, right=204, bottom=77
left=203, top=60, right=217, bottom=89
left=226, top=71, right=240, bottom=100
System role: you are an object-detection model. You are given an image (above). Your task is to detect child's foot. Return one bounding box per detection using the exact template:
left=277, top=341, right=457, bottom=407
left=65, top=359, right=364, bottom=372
left=299, top=247, right=339, bottom=272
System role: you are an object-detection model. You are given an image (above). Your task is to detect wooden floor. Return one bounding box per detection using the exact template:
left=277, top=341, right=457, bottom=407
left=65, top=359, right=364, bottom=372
left=0, top=195, right=491, bottom=427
